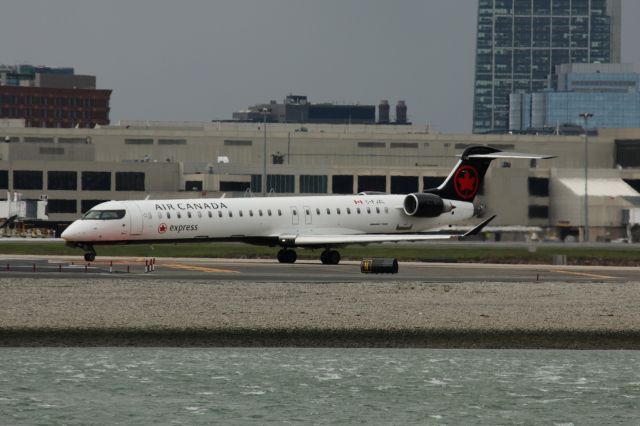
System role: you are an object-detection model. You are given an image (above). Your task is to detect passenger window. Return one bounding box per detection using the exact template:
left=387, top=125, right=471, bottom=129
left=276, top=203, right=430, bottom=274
left=376, top=207, right=380, bottom=214
left=177, top=212, right=182, bottom=219
left=187, top=212, right=192, bottom=218
left=292, top=209, right=297, bottom=216
left=167, top=212, right=171, bottom=219
left=239, top=210, right=243, bottom=217
left=157, top=212, right=162, bottom=219
left=366, top=207, right=371, bottom=214
left=259, top=209, right=263, bottom=216
left=356, top=208, right=361, bottom=214
left=326, top=208, right=331, bottom=215
left=316, top=208, right=321, bottom=215
left=218, top=211, right=223, bottom=218
left=268, top=209, right=272, bottom=216
left=228, top=211, right=233, bottom=218
left=278, top=209, right=282, bottom=216
left=346, top=208, right=351, bottom=214
left=250, top=210, right=254, bottom=217
left=336, top=208, right=341, bottom=215
left=208, top=211, right=212, bottom=218
left=305, top=209, right=310, bottom=215
left=197, top=211, right=202, bottom=218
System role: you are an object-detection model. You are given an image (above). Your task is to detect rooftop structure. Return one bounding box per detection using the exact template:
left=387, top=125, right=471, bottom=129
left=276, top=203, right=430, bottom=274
left=233, top=95, right=409, bottom=125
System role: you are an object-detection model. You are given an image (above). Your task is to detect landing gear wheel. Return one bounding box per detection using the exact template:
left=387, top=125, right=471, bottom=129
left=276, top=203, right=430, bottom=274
left=277, top=249, right=297, bottom=264
left=320, top=250, right=340, bottom=265
left=84, top=252, right=96, bottom=262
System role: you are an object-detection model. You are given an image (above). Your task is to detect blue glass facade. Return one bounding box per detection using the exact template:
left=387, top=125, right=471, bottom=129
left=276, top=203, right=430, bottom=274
left=510, top=64, right=640, bottom=130
left=473, top=0, right=621, bottom=134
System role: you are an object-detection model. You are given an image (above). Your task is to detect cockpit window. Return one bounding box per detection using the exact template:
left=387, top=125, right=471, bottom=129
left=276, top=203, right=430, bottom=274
left=83, top=209, right=126, bottom=220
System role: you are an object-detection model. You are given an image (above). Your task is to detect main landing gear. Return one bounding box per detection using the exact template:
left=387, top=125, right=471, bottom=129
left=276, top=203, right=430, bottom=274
left=320, top=249, right=340, bottom=265
left=277, top=248, right=297, bottom=264
left=276, top=248, right=341, bottom=265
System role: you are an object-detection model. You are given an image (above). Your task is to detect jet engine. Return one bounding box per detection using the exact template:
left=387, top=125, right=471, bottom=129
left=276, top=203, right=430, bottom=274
left=403, top=193, right=453, bottom=217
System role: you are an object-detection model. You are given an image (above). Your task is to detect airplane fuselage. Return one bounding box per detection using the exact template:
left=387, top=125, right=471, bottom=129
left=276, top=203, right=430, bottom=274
left=62, top=193, right=475, bottom=246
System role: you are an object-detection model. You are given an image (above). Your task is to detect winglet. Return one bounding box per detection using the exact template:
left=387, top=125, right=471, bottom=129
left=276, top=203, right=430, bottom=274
left=460, top=214, right=496, bottom=239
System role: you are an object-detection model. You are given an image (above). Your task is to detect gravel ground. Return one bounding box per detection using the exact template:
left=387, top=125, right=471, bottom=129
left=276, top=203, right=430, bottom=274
left=1, top=278, right=639, bottom=348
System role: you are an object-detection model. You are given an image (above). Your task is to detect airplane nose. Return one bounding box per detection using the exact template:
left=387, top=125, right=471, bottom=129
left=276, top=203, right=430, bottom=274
left=61, top=222, right=81, bottom=241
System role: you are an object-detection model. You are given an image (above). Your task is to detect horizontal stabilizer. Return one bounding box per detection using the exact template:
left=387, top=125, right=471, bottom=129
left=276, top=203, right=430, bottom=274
left=461, top=214, right=496, bottom=238
left=465, top=151, right=555, bottom=160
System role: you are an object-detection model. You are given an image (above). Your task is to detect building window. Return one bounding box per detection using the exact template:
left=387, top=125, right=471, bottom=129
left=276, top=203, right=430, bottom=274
left=528, top=177, right=549, bottom=197
left=13, top=170, right=43, bottom=190
left=390, top=142, right=418, bottom=149
left=423, top=176, right=445, bottom=190
left=185, top=181, right=202, bottom=191
left=528, top=205, right=549, bottom=218
left=358, top=175, right=386, bottom=193
left=48, top=199, right=77, bottom=213
left=116, top=172, right=145, bottom=191
left=0, top=171, right=8, bottom=190
left=300, top=175, right=328, bottom=193
left=220, top=181, right=250, bottom=192
left=81, top=199, right=108, bottom=213
left=158, top=139, right=187, bottom=145
left=391, top=176, right=419, bottom=194
left=48, top=171, right=77, bottom=190
left=332, top=175, right=353, bottom=194
left=267, top=175, right=295, bottom=193
left=358, top=142, right=386, bottom=148
left=82, top=172, right=111, bottom=191
left=124, top=138, right=153, bottom=145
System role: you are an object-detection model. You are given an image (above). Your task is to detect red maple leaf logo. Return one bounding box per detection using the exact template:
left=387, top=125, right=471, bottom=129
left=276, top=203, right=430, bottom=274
left=158, top=223, right=168, bottom=234
left=454, top=166, right=479, bottom=200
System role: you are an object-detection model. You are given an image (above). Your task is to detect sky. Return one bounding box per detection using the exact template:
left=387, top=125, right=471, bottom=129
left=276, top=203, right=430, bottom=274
left=2, top=1, right=639, bottom=133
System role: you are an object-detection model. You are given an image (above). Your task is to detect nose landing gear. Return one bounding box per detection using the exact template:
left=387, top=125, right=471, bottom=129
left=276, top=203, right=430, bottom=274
left=84, top=252, right=96, bottom=262
left=68, top=242, right=96, bottom=262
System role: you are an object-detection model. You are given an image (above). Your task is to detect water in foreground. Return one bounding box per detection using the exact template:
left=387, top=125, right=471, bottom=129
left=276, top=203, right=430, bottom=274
left=1, top=348, right=638, bottom=425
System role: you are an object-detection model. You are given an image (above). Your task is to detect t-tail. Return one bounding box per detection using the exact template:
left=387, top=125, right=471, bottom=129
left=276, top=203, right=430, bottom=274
left=425, top=145, right=555, bottom=202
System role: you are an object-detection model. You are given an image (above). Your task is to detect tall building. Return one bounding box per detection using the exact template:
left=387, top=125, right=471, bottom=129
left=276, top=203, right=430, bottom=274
left=0, top=64, right=111, bottom=128
left=472, top=0, right=622, bottom=134
left=510, top=63, right=640, bottom=131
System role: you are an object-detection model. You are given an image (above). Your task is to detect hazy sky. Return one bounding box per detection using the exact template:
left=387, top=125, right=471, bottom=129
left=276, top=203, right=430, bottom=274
left=2, top=1, right=639, bottom=133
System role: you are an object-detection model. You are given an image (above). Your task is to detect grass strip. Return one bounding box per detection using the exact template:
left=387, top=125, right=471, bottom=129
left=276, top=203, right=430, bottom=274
left=0, top=241, right=639, bottom=265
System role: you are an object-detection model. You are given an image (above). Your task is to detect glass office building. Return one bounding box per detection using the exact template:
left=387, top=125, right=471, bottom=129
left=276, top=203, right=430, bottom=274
left=473, top=0, right=621, bottom=134
left=510, top=63, right=640, bottom=131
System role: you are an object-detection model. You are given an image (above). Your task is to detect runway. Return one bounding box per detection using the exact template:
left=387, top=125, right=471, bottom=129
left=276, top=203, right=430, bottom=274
left=0, top=255, right=639, bottom=348
left=0, top=255, right=637, bottom=282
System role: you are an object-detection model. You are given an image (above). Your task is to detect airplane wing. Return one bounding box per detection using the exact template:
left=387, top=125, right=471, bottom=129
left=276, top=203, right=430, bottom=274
left=291, top=215, right=496, bottom=246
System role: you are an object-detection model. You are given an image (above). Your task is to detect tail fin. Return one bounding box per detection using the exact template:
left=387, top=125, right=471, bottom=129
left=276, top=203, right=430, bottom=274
left=425, top=145, right=554, bottom=202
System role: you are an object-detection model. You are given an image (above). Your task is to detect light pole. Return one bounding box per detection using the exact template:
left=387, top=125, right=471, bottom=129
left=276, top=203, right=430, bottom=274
left=261, top=108, right=269, bottom=196
left=580, top=112, right=593, bottom=242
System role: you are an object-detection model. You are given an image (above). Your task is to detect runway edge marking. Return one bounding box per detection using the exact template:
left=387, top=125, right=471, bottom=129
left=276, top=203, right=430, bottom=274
left=162, top=262, right=239, bottom=273
left=550, top=269, right=618, bottom=280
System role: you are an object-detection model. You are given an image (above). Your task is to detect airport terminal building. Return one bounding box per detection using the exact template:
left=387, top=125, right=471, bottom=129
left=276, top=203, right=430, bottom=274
left=1, top=118, right=640, bottom=241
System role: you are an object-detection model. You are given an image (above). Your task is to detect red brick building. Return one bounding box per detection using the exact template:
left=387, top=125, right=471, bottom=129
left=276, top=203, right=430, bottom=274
left=0, top=85, right=111, bottom=128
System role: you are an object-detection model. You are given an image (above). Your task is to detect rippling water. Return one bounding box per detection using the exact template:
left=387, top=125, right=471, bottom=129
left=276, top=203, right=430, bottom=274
left=0, top=348, right=638, bottom=425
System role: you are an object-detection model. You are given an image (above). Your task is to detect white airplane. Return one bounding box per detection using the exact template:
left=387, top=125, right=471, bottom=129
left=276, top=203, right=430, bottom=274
left=61, top=145, right=553, bottom=263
